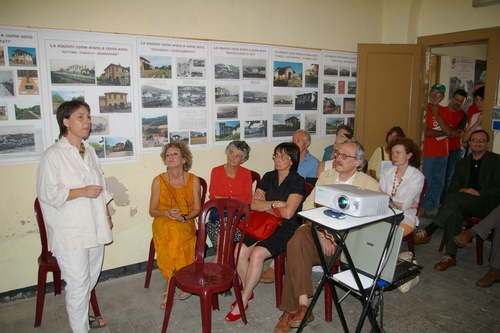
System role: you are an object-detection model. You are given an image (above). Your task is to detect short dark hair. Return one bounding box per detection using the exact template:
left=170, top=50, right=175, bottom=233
left=473, top=86, right=485, bottom=99
left=385, top=126, right=405, bottom=143
left=453, top=89, right=468, bottom=99
left=387, top=137, right=421, bottom=169
left=336, top=124, right=354, bottom=137
left=56, top=100, right=90, bottom=139
left=470, top=129, right=489, bottom=142
left=274, top=142, right=300, bottom=172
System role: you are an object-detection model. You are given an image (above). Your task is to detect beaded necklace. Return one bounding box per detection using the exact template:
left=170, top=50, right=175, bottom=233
left=161, top=172, right=189, bottom=215
left=390, top=169, right=403, bottom=198
left=79, top=142, right=85, bottom=156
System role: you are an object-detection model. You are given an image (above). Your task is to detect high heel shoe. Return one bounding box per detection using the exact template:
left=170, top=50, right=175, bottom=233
left=225, top=303, right=248, bottom=322
left=230, top=292, right=254, bottom=309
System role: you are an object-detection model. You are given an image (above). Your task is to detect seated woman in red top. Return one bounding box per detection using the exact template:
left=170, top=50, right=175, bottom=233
left=206, top=140, right=252, bottom=253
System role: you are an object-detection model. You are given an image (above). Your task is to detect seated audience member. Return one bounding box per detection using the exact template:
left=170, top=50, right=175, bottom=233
left=413, top=130, right=500, bottom=271
left=316, top=133, right=351, bottom=177
left=322, top=124, right=354, bottom=161
left=149, top=141, right=201, bottom=308
left=226, top=143, right=305, bottom=323
left=379, top=137, right=424, bottom=236
left=274, top=140, right=380, bottom=333
left=292, top=129, right=319, bottom=181
left=367, top=126, right=405, bottom=181
left=466, top=80, right=484, bottom=123
left=206, top=140, right=252, bottom=254
left=454, top=205, right=500, bottom=287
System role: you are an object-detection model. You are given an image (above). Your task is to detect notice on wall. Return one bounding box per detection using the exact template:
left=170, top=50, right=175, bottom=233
left=0, top=27, right=45, bottom=165
left=41, top=29, right=137, bottom=162
left=211, top=42, right=270, bottom=146
left=449, top=56, right=475, bottom=112
left=321, top=51, right=357, bottom=138
left=271, top=47, right=320, bottom=141
left=138, top=37, right=209, bottom=150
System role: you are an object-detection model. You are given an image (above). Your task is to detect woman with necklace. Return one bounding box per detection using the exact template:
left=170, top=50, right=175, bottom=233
left=149, top=141, right=201, bottom=308
left=225, top=142, right=305, bottom=322
left=207, top=140, right=252, bottom=256
left=379, top=137, right=425, bottom=236
left=37, top=101, right=112, bottom=331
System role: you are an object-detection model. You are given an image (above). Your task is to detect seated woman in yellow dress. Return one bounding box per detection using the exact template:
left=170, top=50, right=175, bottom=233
left=149, top=141, right=201, bottom=308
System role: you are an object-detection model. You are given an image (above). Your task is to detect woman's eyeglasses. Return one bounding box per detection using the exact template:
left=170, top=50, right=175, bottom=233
left=272, top=154, right=291, bottom=161
left=334, top=152, right=356, bottom=160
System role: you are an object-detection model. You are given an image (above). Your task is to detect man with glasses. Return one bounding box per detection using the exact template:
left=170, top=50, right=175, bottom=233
left=420, top=83, right=453, bottom=219
left=414, top=130, right=500, bottom=271
left=274, top=140, right=380, bottom=333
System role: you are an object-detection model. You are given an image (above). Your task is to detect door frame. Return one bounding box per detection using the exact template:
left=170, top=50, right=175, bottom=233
left=417, top=27, right=500, bottom=149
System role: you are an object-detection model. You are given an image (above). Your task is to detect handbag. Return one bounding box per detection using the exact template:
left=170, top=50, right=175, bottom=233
left=397, top=251, right=419, bottom=293
left=238, top=207, right=282, bottom=241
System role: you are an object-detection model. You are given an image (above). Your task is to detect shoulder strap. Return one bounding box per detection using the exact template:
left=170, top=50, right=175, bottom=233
left=381, top=146, right=385, bottom=160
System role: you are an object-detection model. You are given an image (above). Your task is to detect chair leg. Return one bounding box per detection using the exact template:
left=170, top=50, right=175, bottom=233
left=438, top=232, right=446, bottom=252
left=200, top=293, right=215, bottom=333
left=161, top=277, right=177, bottom=333
left=34, top=268, right=48, bottom=327
left=324, top=282, right=333, bottom=322
left=144, top=238, right=156, bottom=288
left=53, top=271, right=62, bottom=295
left=90, top=289, right=102, bottom=317
left=274, top=252, right=286, bottom=309
left=407, top=236, right=415, bottom=256
left=476, top=236, right=483, bottom=265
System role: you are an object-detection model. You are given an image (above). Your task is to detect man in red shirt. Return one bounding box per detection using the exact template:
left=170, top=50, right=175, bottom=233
left=420, top=84, right=453, bottom=218
left=440, top=89, right=468, bottom=204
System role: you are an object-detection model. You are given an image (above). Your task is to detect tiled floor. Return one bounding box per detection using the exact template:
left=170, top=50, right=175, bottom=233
left=1, top=218, right=499, bottom=333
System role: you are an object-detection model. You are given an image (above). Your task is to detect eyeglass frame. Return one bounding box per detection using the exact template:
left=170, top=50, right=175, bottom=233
left=470, top=138, right=487, bottom=143
left=272, top=154, right=292, bottom=161
left=334, top=152, right=357, bottom=160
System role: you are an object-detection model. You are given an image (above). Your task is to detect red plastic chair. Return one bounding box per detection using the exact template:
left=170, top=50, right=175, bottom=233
left=438, top=216, right=492, bottom=265
left=402, top=179, right=428, bottom=256
left=274, top=181, right=314, bottom=309
left=250, top=170, right=261, bottom=189
left=144, top=176, right=207, bottom=288
left=161, top=198, right=251, bottom=333
left=34, top=198, right=101, bottom=327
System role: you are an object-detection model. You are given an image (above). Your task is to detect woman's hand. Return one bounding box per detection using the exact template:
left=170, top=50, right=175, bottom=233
left=165, top=208, right=182, bottom=219
left=83, top=185, right=102, bottom=198
left=253, top=188, right=266, bottom=201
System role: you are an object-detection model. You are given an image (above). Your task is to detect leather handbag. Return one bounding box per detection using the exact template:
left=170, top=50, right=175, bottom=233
left=239, top=207, right=282, bottom=241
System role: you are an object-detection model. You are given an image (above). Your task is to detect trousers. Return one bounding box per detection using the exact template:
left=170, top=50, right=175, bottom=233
left=54, top=245, right=104, bottom=333
left=422, top=156, right=448, bottom=211
left=433, top=192, right=496, bottom=256
left=279, top=226, right=332, bottom=312
left=472, top=205, right=500, bottom=269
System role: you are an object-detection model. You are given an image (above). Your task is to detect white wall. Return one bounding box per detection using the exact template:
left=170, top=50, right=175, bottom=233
left=1, top=0, right=499, bottom=293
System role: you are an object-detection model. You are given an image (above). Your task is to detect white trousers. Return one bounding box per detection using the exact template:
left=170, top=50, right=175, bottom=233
left=54, top=244, right=104, bottom=333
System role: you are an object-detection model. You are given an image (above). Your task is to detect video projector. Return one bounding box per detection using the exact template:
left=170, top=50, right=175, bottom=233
left=314, top=184, right=389, bottom=217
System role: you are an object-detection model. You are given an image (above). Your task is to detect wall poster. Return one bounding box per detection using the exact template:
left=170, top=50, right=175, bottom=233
left=271, top=47, right=320, bottom=141
left=137, top=37, right=209, bottom=150
left=41, top=29, right=137, bottom=162
left=0, top=27, right=44, bottom=165
left=321, top=50, right=357, bottom=138
left=448, top=56, right=475, bottom=112
left=210, top=42, right=270, bottom=146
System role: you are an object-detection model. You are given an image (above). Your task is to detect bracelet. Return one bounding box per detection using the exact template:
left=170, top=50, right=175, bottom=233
left=106, top=215, right=112, bottom=219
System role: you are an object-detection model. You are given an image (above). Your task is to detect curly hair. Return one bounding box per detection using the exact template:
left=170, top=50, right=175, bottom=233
left=160, top=141, right=193, bottom=171
left=387, top=137, right=421, bottom=169
left=385, top=126, right=405, bottom=143
left=225, top=140, right=251, bottom=162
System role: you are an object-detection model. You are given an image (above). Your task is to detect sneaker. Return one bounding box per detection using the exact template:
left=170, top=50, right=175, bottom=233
left=260, top=266, right=275, bottom=283
left=413, top=229, right=431, bottom=245
left=434, top=255, right=456, bottom=271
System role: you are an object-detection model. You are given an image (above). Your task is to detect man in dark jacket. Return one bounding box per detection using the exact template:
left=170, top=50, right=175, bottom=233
left=413, top=130, right=500, bottom=271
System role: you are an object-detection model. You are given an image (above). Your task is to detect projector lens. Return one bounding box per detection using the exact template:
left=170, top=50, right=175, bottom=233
left=338, top=196, right=349, bottom=210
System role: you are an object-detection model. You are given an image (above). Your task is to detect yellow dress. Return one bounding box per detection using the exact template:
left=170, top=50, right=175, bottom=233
left=152, top=173, right=196, bottom=280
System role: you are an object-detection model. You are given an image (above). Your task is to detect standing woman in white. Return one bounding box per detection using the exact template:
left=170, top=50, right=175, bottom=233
left=37, top=101, right=113, bottom=332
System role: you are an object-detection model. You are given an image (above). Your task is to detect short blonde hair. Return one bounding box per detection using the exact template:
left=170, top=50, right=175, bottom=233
left=160, top=141, right=193, bottom=171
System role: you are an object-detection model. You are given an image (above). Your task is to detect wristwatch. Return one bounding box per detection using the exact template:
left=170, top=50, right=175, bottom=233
left=270, top=202, right=275, bottom=209
left=181, top=215, right=187, bottom=223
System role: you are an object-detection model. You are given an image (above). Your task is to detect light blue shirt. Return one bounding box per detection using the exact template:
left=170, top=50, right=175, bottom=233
left=298, top=150, right=320, bottom=179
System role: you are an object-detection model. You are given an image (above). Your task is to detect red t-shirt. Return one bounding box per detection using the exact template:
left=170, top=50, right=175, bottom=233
left=467, top=103, right=480, bottom=123
left=448, top=109, right=467, bottom=151
left=424, top=104, right=452, bottom=157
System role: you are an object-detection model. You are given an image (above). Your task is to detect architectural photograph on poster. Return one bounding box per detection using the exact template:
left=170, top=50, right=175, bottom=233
left=139, top=55, right=172, bottom=79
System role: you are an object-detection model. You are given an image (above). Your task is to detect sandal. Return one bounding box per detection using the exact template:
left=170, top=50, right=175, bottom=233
left=160, top=291, right=169, bottom=309
left=178, top=290, right=191, bottom=300
left=89, top=316, right=107, bottom=329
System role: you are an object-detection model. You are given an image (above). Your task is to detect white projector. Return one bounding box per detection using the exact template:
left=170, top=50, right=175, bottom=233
left=314, top=184, right=389, bottom=217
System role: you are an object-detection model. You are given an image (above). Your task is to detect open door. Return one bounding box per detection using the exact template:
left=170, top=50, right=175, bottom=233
left=356, top=44, right=428, bottom=157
